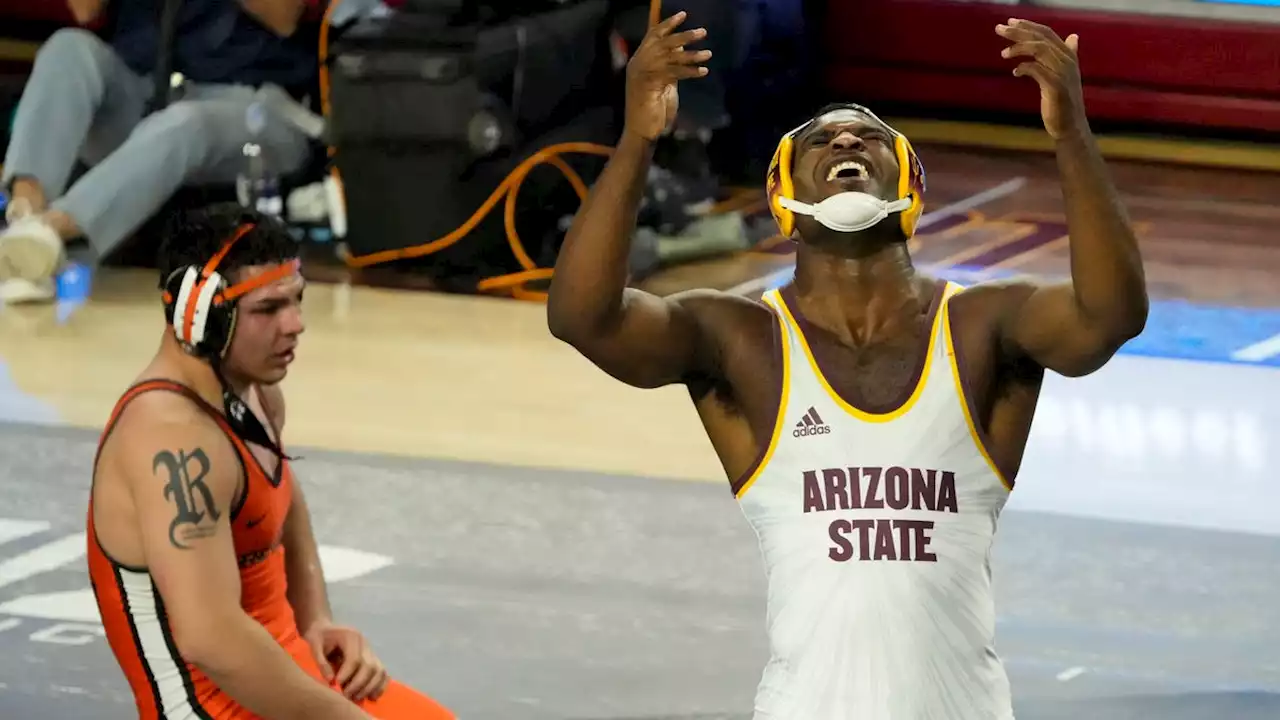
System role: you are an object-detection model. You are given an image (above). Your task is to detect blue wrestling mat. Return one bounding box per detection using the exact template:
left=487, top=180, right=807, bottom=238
left=755, top=264, right=1280, bottom=369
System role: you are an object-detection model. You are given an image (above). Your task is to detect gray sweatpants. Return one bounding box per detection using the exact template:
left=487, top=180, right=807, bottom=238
left=2, top=28, right=312, bottom=258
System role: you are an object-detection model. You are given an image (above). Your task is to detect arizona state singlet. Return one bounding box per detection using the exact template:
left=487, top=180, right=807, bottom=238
left=735, top=283, right=1015, bottom=720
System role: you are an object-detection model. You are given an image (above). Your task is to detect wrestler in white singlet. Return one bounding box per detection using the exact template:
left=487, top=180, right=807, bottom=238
left=737, top=283, right=1015, bottom=720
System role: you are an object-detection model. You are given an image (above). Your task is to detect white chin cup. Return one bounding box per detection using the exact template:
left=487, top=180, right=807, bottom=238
left=779, top=192, right=912, bottom=233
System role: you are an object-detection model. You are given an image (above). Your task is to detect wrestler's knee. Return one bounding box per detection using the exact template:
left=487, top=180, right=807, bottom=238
left=357, top=679, right=455, bottom=720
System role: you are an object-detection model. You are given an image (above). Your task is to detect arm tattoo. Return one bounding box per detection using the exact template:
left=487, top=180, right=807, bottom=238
left=153, top=448, right=221, bottom=550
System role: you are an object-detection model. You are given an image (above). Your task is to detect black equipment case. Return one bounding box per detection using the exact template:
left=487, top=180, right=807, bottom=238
left=327, top=0, right=619, bottom=290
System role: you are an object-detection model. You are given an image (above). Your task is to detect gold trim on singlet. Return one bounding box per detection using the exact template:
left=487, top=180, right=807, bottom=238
left=773, top=283, right=960, bottom=423
left=941, top=289, right=1013, bottom=492
left=735, top=289, right=792, bottom=500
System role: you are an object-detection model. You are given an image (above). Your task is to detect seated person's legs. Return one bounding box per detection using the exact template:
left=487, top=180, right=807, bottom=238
left=0, top=27, right=150, bottom=301
left=54, top=84, right=312, bottom=258
left=0, top=83, right=311, bottom=302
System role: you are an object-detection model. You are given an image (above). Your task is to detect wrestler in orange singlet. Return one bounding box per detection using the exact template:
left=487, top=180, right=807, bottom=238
left=87, top=204, right=454, bottom=720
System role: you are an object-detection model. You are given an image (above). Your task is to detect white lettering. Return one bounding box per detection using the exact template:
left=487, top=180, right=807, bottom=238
left=0, top=533, right=86, bottom=592
left=0, top=589, right=98, bottom=623
left=1192, top=410, right=1230, bottom=460
left=1033, top=396, right=1265, bottom=472
left=29, top=623, right=104, bottom=646
left=317, top=546, right=394, bottom=583
left=1235, top=413, right=1265, bottom=473
left=0, top=519, right=396, bottom=649
left=0, top=519, right=51, bottom=546
left=1148, top=405, right=1186, bottom=459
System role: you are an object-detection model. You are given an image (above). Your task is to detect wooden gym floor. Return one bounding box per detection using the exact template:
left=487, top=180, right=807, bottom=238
left=3, top=136, right=1280, bottom=720
left=2, top=139, right=1280, bottom=482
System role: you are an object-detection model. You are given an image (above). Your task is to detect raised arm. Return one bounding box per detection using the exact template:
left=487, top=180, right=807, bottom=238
left=546, top=12, right=718, bottom=389
left=124, top=397, right=370, bottom=720
left=994, top=19, right=1148, bottom=376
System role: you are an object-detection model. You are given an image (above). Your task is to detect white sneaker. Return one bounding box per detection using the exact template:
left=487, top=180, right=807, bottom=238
left=0, top=277, right=56, bottom=304
left=0, top=215, right=64, bottom=283
left=5, top=196, right=34, bottom=223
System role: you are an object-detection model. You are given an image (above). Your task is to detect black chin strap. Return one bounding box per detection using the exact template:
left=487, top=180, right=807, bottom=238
left=213, top=363, right=295, bottom=464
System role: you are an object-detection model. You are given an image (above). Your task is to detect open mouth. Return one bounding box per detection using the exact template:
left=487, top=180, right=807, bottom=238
left=825, top=160, right=869, bottom=183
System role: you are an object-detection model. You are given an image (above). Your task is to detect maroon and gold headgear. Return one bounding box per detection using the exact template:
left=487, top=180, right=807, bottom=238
left=766, top=103, right=926, bottom=238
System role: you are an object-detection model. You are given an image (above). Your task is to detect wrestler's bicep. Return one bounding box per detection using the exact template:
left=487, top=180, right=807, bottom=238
left=123, top=413, right=244, bottom=658
left=556, top=288, right=717, bottom=389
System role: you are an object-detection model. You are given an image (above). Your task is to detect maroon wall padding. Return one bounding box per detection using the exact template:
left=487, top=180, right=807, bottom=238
left=822, top=0, right=1280, bottom=133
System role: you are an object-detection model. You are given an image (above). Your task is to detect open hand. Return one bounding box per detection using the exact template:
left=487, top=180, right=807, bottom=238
left=624, top=11, right=712, bottom=141
left=305, top=623, right=389, bottom=702
left=997, top=18, right=1086, bottom=140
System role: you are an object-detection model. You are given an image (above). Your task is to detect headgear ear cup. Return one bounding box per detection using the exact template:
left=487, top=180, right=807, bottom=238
left=767, top=132, right=799, bottom=238
left=161, top=223, right=257, bottom=359
left=164, top=265, right=237, bottom=357
left=895, top=134, right=926, bottom=238
left=170, top=267, right=201, bottom=346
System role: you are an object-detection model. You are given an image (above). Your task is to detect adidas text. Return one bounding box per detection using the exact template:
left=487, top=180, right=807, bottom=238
left=793, top=425, right=831, bottom=437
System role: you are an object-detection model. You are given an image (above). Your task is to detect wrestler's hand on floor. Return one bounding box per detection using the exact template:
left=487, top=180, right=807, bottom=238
left=997, top=18, right=1086, bottom=140
left=305, top=622, right=391, bottom=702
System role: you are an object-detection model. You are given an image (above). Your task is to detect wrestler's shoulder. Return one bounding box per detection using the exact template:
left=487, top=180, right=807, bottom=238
left=667, top=287, right=775, bottom=326
left=110, top=379, right=225, bottom=449
left=116, top=384, right=209, bottom=429
left=103, top=383, right=237, bottom=483
left=668, top=289, right=780, bottom=353
left=947, top=274, right=1042, bottom=325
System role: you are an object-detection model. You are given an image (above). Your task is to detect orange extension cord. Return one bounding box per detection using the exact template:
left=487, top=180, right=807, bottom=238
left=318, top=0, right=665, bottom=302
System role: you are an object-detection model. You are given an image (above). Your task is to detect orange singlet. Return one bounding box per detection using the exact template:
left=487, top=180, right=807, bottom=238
left=87, top=380, right=453, bottom=720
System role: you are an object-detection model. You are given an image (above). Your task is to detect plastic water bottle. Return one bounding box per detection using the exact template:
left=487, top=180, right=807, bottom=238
left=237, top=102, right=283, bottom=218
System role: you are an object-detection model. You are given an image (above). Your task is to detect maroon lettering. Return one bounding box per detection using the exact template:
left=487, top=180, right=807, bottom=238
left=802, top=467, right=960, bottom=516
left=803, top=470, right=823, bottom=513
left=911, top=468, right=937, bottom=511
left=894, top=517, right=914, bottom=555
left=862, top=467, right=884, bottom=509
left=911, top=520, right=937, bottom=562
left=872, top=520, right=896, bottom=561
left=885, top=466, right=909, bottom=510
left=825, top=519, right=941, bottom=563
left=823, top=468, right=849, bottom=510
left=828, top=519, right=854, bottom=561
left=851, top=519, right=874, bottom=561
left=937, top=471, right=958, bottom=513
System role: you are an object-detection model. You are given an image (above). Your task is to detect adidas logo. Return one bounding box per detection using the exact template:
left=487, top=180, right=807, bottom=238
left=792, top=406, right=831, bottom=437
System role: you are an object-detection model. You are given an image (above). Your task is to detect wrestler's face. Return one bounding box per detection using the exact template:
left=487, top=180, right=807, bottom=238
left=790, top=108, right=900, bottom=207
left=223, top=263, right=306, bottom=386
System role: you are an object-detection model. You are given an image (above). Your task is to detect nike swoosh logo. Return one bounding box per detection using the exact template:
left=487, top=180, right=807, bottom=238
left=245, top=514, right=267, bottom=529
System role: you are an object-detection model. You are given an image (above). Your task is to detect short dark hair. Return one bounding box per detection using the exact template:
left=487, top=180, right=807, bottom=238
left=156, top=203, right=300, bottom=289
left=813, top=102, right=858, bottom=118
